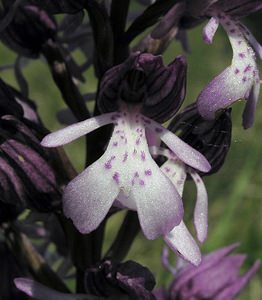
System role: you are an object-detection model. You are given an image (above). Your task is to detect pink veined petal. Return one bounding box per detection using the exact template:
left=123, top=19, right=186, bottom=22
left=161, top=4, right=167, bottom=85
left=164, top=221, right=201, bottom=266
left=14, top=278, right=93, bottom=300
left=202, top=16, right=219, bottom=44
left=188, top=168, right=208, bottom=243
left=145, top=120, right=211, bottom=172
left=215, top=260, right=261, bottom=300
left=41, top=112, right=115, bottom=147
left=63, top=155, right=119, bottom=234
left=130, top=159, right=184, bottom=240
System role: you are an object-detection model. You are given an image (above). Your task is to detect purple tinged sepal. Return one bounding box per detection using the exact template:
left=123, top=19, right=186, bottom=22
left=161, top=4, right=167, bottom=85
left=167, top=244, right=260, bottom=300
left=98, top=52, right=187, bottom=123
left=197, top=11, right=261, bottom=129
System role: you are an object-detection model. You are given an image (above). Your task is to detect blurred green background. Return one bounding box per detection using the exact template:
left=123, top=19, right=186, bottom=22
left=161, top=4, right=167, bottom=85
left=0, top=11, right=261, bottom=299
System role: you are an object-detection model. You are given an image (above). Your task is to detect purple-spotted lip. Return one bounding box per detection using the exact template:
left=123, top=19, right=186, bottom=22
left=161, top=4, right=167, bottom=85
left=41, top=109, right=210, bottom=239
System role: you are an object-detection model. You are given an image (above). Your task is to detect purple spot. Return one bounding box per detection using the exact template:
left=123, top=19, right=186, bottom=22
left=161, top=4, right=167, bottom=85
left=111, top=116, right=116, bottom=121
left=139, top=133, right=143, bottom=138
left=136, top=128, right=140, bottom=133
left=123, top=112, right=127, bottom=116
left=226, top=21, right=231, bottom=26
left=113, top=172, right=120, bottom=184
left=139, top=179, right=145, bottom=186
left=239, top=53, right=246, bottom=59
left=164, top=167, right=170, bottom=173
left=234, top=68, right=240, bottom=74
left=145, top=169, right=152, bottom=176
left=121, top=120, right=125, bottom=125
left=244, top=65, right=252, bottom=73
left=105, top=161, right=112, bottom=169
left=196, top=178, right=201, bottom=183
left=123, top=152, right=128, bottom=162
left=131, top=179, right=135, bottom=186
left=113, top=142, right=118, bottom=147
left=120, top=135, right=125, bottom=139
left=144, top=119, right=151, bottom=124
left=134, top=172, right=139, bottom=178
left=136, top=138, right=141, bottom=145
left=155, top=127, right=163, bottom=133
left=116, top=130, right=121, bottom=134
left=141, top=151, right=146, bottom=161
left=242, top=76, right=247, bottom=82
left=238, top=40, right=242, bottom=45
left=230, top=29, right=235, bottom=33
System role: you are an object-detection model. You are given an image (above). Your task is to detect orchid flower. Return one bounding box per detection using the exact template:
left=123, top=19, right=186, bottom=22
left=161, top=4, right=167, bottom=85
left=41, top=53, right=211, bottom=240
left=197, top=5, right=261, bottom=128
left=150, top=146, right=208, bottom=266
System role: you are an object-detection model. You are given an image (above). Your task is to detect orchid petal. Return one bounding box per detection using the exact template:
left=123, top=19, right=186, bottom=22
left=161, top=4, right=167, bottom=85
left=63, top=155, right=119, bottom=234
left=164, top=221, right=201, bottom=266
left=130, top=159, right=184, bottom=239
left=41, top=112, right=115, bottom=147
left=202, top=17, right=219, bottom=44
left=146, top=121, right=211, bottom=172
left=14, top=278, right=92, bottom=300
left=188, top=169, right=208, bottom=243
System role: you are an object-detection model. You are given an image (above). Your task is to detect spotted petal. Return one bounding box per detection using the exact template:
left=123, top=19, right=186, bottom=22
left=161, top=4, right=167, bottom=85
left=131, top=160, right=184, bottom=240
left=63, top=155, right=119, bottom=234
